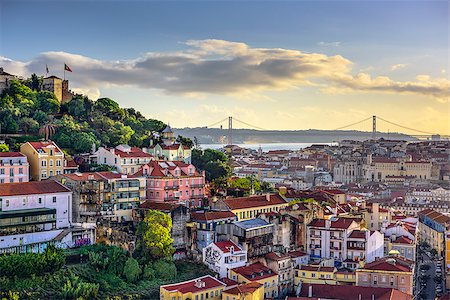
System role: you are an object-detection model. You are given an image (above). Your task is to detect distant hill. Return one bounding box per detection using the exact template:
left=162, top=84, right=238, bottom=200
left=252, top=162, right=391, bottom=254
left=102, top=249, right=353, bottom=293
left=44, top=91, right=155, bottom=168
left=174, top=127, right=417, bottom=144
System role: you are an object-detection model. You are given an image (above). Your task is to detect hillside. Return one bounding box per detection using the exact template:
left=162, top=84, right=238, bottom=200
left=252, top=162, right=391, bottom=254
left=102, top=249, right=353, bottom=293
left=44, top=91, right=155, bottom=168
left=0, top=77, right=168, bottom=154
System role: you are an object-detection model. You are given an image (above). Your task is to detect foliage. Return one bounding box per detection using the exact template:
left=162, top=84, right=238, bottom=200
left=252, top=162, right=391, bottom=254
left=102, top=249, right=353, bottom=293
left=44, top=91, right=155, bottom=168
left=123, top=257, right=141, bottom=283
left=82, top=244, right=127, bottom=276
left=0, top=79, right=168, bottom=154
left=229, top=176, right=261, bottom=191
left=0, top=144, right=9, bottom=152
left=153, top=259, right=177, bottom=280
left=135, top=210, right=174, bottom=261
left=61, top=273, right=99, bottom=300
left=176, top=135, right=193, bottom=148
left=0, top=245, right=65, bottom=277
left=192, top=148, right=231, bottom=183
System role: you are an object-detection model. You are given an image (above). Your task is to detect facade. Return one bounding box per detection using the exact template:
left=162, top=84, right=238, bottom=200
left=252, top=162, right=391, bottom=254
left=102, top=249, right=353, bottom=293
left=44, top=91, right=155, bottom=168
left=222, top=282, right=264, bottom=300
left=263, top=252, right=294, bottom=297
left=229, top=262, right=279, bottom=299
left=145, top=125, right=192, bottom=163
left=138, top=160, right=206, bottom=207
left=191, top=210, right=237, bottom=251
left=363, top=156, right=432, bottom=182
left=203, top=240, right=247, bottom=278
left=356, top=256, right=414, bottom=295
left=20, top=141, right=64, bottom=181
left=93, top=144, right=153, bottom=175
left=0, top=67, right=17, bottom=93
left=42, top=76, right=63, bottom=102
left=417, top=208, right=450, bottom=258
left=0, top=152, right=29, bottom=183
left=160, top=275, right=226, bottom=300
left=220, top=194, right=288, bottom=221
left=333, top=160, right=363, bottom=184
left=217, top=218, right=274, bottom=258
left=294, top=265, right=337, bottom=286
left=0, top=181, right=95, bottom=253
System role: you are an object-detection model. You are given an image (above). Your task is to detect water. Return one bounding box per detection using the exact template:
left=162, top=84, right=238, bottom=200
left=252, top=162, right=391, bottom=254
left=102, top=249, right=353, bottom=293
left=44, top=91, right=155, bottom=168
left=201, top=142, right=333, bottom=151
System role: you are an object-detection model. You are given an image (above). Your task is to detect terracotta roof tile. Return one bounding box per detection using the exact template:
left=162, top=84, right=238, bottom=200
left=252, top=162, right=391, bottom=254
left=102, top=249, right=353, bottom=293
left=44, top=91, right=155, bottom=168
left=231, top=262, right=277, bottom=281
left=224, top=194, right=287, bottom=210
left=0, top=180, right=70, bottom=196
left=160, top=275, right=225, bottom=294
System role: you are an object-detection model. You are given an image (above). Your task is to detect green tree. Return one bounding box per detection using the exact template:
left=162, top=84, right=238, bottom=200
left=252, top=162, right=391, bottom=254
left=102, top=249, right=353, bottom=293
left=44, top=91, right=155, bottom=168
left=229, top=177, right=261, bottom=191
left=135, top=210, right=174, bottom=260
left=176, top=135, right=193, bottom=148
left=0, top=144, right=9, bottom=152
left=37, top=91, right=60, bottom=114
left=153, top=259, right=176, bottom=280
left=19, top=117, right=39, bottom=134
left=123, top=257, right=141, bottom=283
left=192, top=148, right=231, bottom=182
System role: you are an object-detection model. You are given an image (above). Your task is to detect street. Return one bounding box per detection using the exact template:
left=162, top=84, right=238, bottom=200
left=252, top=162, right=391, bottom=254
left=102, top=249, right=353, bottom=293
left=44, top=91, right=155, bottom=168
left=416, top=248, right=445, bottom=300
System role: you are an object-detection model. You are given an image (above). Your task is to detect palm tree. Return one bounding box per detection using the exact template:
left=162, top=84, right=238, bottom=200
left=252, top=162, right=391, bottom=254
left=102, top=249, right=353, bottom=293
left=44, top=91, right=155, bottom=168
left=39, top=123, right=56, bottom=141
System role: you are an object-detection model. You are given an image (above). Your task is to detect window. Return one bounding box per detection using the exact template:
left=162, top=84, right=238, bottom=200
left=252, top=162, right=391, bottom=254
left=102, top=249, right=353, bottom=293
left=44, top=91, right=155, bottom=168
left=53, top=196, right=56, bottom=203
left=50, top=160, right=54, bottom=167
left=104, top=158, right=107, bottom=163
left=373, top=275, right=378, bottom=285
left=9, top=168, right=14, bottom=176
left=400, top=277, right=405, bottom=284
left=19, top=168, right=23, bottom=174
left=41, top=160, right=47, bottom=167
left=0, top=169, right=4, bottom=174
left=6, top=200, right=9, bottom=207
left=56, top=160, right=61, bottom=166
left=38, top=198, right=42, bottom=204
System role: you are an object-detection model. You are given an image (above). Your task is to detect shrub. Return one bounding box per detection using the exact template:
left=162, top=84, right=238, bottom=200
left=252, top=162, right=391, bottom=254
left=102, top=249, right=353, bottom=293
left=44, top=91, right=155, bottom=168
left=153, top=260, right=176, bottom=280
left=123, top=257, right=141, bottom=283
left=143, top=263, right=155, bottom=281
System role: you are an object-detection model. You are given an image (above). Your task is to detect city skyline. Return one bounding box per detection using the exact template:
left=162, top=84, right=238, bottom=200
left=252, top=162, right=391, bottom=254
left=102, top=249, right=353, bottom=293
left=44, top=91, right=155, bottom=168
left=1, top=0, right=449, bottom=134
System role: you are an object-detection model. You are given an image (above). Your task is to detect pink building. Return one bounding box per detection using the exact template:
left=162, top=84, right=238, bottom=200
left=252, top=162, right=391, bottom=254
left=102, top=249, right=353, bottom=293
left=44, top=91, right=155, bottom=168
left=0, top=152, right=29, bottom=183
left=136, top=160, right=206, bottom=207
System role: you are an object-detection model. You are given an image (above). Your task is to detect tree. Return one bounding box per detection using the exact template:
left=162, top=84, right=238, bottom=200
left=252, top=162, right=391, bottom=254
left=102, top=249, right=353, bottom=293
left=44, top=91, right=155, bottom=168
left=135, top=210, right=174, bottom=260
left=192, top=148, right=231, bottom=182
left=229, top=177, right=261, bottom=191
left=123, top=257, right=141, bottom=283
left=37, top=91, right=60, bottom=114
left=19, top=117, right=39, bottom=134
left=0, top=144, right=9, bottom=152
left=176, top=135, right=193, bottom=148
left=29, top=73, right=42, bottom=91
left=153, top=259, right=176, bottom=280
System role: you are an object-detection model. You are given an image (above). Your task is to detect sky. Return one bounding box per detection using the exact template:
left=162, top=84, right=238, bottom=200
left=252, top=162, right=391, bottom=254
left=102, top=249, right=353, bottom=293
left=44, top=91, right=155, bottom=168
left=1, top=0, right=449, bottom=134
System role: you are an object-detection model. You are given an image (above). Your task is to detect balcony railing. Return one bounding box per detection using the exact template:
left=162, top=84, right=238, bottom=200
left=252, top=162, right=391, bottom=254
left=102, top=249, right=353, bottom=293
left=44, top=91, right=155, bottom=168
left=164, top=196, right=180, bottom=201
left=164, top=185, right=180, bottom=190
left=190, top=183, right=205, bottom=188
left=190, top=194, right=206, bottom=199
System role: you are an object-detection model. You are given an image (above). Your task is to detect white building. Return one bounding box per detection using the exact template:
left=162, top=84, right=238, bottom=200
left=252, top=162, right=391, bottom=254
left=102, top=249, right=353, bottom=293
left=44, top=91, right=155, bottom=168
left=92, top=144, right=153, bottom=174
left=203, top=240, right=247, bottom=278
left=0, top=180, right=96, bottom=253
left=307, top=218, right=384, bottom=267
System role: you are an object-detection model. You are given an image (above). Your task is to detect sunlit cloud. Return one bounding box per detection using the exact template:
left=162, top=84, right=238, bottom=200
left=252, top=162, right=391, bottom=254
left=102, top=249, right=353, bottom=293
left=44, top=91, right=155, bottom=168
left=0, top=39, right=448, bottom=101
left=390, top=63, right=407, bottom=71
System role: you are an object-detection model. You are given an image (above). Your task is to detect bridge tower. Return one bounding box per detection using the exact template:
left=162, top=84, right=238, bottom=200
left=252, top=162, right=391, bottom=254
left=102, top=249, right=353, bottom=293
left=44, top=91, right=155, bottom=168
left=372, top=115, right=376, bottom=140
left=228, top=116, right=233, bottom=145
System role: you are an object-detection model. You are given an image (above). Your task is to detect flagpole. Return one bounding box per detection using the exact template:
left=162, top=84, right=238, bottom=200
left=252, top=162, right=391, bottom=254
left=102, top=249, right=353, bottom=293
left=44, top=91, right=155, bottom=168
left=64, top=63, right=66, bottom=81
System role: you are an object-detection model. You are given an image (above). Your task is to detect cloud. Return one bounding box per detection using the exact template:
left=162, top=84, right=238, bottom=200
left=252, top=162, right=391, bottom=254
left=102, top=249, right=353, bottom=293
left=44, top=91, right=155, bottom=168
left=390, top=63, right=407, bottom=71
left=318, top=41, right=341, bottom=47
left=0, top=39, right=448, bottom=101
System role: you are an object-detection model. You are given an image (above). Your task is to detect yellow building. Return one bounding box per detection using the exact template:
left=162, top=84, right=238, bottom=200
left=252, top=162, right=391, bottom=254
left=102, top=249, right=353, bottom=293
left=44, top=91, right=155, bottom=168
left=20, top=141, right=64, bottom=181
left=222, top=282, right=264, bottom=300
left=418, top=209, right=450, bottom=257
left=445, top=233, right=450, bottom=289
left=294, top=265, right=337, bottom=287
left=42, top=76, right=63, bottom=102
left=159, top=275, right=226, bottom=300
left=335, top=270, right=356, bottom=285
left=229, top=262, right=279, bottom=299
left=223, top=194, right=288, bottom=221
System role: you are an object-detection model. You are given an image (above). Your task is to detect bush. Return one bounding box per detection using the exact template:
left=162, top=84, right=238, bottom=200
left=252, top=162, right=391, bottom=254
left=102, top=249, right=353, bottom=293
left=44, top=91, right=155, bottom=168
left=153, top=260, right=176, bottom=280
left=143, top=263, right=156, bottom=280
left=123, top=257, right=141, bottom=283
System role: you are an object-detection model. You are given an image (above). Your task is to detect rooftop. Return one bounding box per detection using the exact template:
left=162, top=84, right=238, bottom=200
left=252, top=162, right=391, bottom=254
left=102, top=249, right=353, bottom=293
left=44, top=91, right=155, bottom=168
left=224, top=194, right=287, bottom=210
left=0, top=180, right=71, bottom=196
left=231, top=262, right=277, bottom=281
left=234, top=218, right=273, bottom=230
left=160, top=275, right=225, bottom=294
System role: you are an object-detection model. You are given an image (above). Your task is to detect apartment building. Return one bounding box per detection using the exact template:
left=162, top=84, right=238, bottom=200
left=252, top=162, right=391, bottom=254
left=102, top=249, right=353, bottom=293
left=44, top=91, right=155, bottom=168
left=356, top=256, right=414, bottom=295
left=0, top=152, right=29, bottom=183
left=203, top=240, right=247, bottom=278
left=417, top=208, right=450, bottom=258
left=138, top=160, right=206, bottom=207
left=229, top=262, right=279, bottom=299
left=0, top=181, right=95, bottom=253
left=20, top=141, right=64, bottom=181
left=264, top=252, right=294, bottom=297
left=160, top=275, right=226, bottom=300
left=93, top=144, right=153, bottom=174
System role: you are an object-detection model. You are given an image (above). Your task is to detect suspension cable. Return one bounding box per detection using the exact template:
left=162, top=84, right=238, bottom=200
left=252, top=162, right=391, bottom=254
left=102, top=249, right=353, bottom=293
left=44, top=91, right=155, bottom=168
left=377, top=116, right=435, bottom=135
left=332, top=117, right=372, bottom=131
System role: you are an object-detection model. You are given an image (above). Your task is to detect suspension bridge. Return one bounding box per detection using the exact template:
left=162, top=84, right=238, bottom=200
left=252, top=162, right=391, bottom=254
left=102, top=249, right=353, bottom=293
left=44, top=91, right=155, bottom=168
left=204, top=115, right=449, bottom=145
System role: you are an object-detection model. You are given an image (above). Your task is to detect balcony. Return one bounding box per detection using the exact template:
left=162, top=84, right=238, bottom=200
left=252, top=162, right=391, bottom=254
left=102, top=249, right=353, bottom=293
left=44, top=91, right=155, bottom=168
left=164, top=196, right=180, bottom=201
left=190, top=183, right=205, bottom=188
left=190, top=194, right=206, bottom=199
left=164, top=185, right=180, bottom=190
left=330, top=235, right=342, bottom=240
left=310, top=234, right=321, bottom=238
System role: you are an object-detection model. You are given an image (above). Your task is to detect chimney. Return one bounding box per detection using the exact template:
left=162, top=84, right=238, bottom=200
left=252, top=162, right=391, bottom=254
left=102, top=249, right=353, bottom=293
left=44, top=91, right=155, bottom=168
left=308, top=285, right=313, bottom=297
left=266, top=194, right=271, bottom=202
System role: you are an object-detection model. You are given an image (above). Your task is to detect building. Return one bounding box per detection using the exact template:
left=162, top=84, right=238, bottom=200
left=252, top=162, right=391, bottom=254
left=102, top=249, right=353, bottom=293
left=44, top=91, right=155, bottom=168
left=0, top=181, right=95, bottom=253
left=288, top=250, right=310, bottom=268
left=93, top=144, right=153, bottom=175
left=294, top=265, right=337, bottom=286
left=263, top=252, right=294, bottom=297
left=159, top=275, right=226, bottom=300
left=363, top=156, right=432, bottom=182
left=203, top=240, right=247, bottom=278
left=0, top=67, right=17, bottom=93
left=137, top=160, right=206, bottom=207
left=0, top=152, right=29, bottom=183
left=229, top=262, right=279, bottom=299
left=346, top=229, right=384, bottom=267
left=191, top=210, right=237, bottom=251
left=145, top=125, right=192, bottom=163
left=417, top=208, right=450, bottom=258
left=222, top=282, right=264, bottom=300
left=57, top=171, right=146, bottom=222
left=333, top=160, right=363, bottom=184
left=293, top=283, right=413, bottom=300
left=217, top=218, right=274, bottom=258
left=42, top=76, right=63, bottom=102
left=356, top=256, right=414, bottom=295
left=218, top=194, right=288, bottom=221
left=20, top=141, right=64, bottom=181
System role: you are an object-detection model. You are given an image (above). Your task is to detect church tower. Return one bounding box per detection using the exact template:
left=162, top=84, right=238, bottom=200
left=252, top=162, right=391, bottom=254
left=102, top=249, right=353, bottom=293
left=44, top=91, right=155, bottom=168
left=162, top=124, right=176, bottom=146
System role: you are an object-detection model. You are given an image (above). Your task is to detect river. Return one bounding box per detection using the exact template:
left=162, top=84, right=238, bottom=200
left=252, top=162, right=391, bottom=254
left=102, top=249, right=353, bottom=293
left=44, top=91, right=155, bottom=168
left=201, top=142, right=334, bottom=151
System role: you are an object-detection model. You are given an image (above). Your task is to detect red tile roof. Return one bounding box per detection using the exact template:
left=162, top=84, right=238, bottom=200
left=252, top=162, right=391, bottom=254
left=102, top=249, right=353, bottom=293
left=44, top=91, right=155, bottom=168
left=191, top=210, right=236, bottom=222
left=361, top=257, right=413, bottom=273
left=0, top=152, right=25, bottom=158
left=213, top=240, right=242, bottom=253
left=0, top=180, right=70, bottom=196
left=393, top=236, right=414, bottom=245
left=297, top=283, right=412, bottom=300
left=220, top=277, right=239, bottom=287
left=224, top=194, right=287, bottom=210
left=231, top=262, right=277, bottom=281
left=63, top=172, right=106, bottom=181
left=224, top=282, right=262, bottom=295
left=265, top=252, right=290, bottom=261
left=288, top=250, right=308, bottom=258
left=348, top=230, right=367, bottom=239
left=28, top=141, right=61, bottom=153
left=308, top=218, right=358, bottom=230
left=114, top=147, right=153, bottom=158
left=160, top=275, right=225, bottom=294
